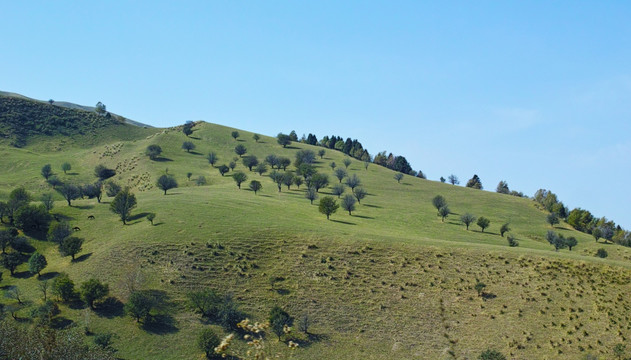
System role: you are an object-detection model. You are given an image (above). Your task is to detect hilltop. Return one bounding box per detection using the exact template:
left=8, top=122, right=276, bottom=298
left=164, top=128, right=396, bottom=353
left=0, top=92, right=150, bottom=147
left=1, top=97, right=631, bottom=359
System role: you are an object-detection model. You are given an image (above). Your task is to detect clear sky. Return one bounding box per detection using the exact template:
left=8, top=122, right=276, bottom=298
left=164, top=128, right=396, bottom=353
left=2, top=1, right=630, bottom=228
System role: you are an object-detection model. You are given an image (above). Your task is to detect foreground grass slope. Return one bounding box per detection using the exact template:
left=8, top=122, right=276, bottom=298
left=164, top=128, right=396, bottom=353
left=1, top=119, right=631, bottom=359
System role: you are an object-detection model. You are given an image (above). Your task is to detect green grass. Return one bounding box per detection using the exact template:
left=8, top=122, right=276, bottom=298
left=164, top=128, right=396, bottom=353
left=1, top=120, right=630, bottom=359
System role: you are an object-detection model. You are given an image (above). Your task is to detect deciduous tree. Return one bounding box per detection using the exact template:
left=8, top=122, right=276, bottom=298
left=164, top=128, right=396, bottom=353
left=448, top=174, right=459, bottom=185
left=234, top=144, right=247, bottom=157
left=232, top=172, right=247, bottom=189
left=332, top=183, right=345, bottom=198
left=59, top=236, right=83, bottom=260
left=41, top=164, right=53, bottom=180
left=58, top=184, right=81, bottom=206
left=231, top=131, right=240, bottom=140
left=477, top=217, right=490, bottom=232
left=546, top=213, right=559, bottom=228
left=269, top=306, right=294, bottom=340
left=255, top=163, right=268, bottom=176
left=394, top=173, right=404, bottom=183
left=353, top=187, right=367, bottom=204
left=277, top=133, right=291, bottom=147
left=28, top=252, right=47, bottom=276
left=110, top=188, right=137, bottom=224
left=80, top=279, right=109, bottom=309
left=249, top=180, right=262, bottom=194
left=319, top=196, right=338, bottom=219
left=242, top=155, right=259, bottom=171
left=182, top=141, right=195, bottom=153
left=460, top=213, right=476, bottom=230
left=145, top=145, right=162, bottom=160
left=218, top=165, right=230, bottom=176
left=206, top=152, right=218, bottom=167
left=432, top=195, right=446, bottom=214
left=341, top=194, right=357, bottom=215
left=438, top=206, right=450, bottom=222
left=500, top=223, right=511, bottom=237
left=305, top=187, right=318, bottom=204
left=157, top=175, right=178, bottom=195
left=466, top=174, right=483, bottom=189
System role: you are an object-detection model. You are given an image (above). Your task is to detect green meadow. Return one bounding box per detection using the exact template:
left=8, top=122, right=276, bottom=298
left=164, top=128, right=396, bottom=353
left=2, top=100, right=631, bottom=359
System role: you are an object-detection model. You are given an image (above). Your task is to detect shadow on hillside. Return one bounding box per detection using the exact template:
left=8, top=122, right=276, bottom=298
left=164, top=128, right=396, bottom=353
left=51, top=317, right=74, bottom=330
left=52, top=213, right=74, bottom=222
left=128, top=212, right=151, bottom=222
left=363, top=204, right=381, bottom=208
left=186, top=151, right=202, bottom=155
left=482, top=292, right=497, bottom=300
left=153, top=157, right=173, bottom=162
left=471, top=230, right=500, bottom=236
left=275, top=288, right=290, bottom=295
left=330, top=219, right=356, bottom=225
left=73, top=204, right=94, bottom=210
left=447, top=221, right=461, bottom=226
left=39, top=271, right=60, bottom=281
left=141, top=290, right=179, bottom=334
left=65, top=172, right=79, bottom=176
left=73, top=252, right=92, bottom=263
left=400, top=183, right=412, bottom=186
left=95, top=297, right=125, bottom=318
left=13, top=271, right=35, bottom=279
left=353, top=215, right=374, bottom=219
left=188, top=136, right=201, bottom=140
left=556, top=227, right=572, bottom=232
left=152, top=222, right=165, bottom=226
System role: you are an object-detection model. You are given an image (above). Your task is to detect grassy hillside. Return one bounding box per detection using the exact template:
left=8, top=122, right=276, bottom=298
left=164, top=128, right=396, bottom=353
left=1, top=120, right=631, bottom=359
left=0, top=94, right=151, bottom=147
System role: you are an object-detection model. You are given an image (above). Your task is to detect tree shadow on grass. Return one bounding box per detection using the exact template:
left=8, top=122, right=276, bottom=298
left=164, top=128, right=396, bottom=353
left=447, top=221, right=461, bottom=226
left=141, top=290, right=179, bottom=335
left=482, top=292, right=497, bottom=300
left=186, top=151, right=203, bottom=155
left=363, top=204, right=381, bottom=209
left=143, top=314, right=178, bottom=334
left=352, top=215, right=374, bottom=219
left=291, top=333, right=330, bottom=349
left=73, top=252, right=92, bottom=263
left=95, top=297, right=125, bottom=318
left=471, top=230, right=500, bottom=236
left=13, top=271, right=35, bottom=279
left=73, top=204, right=95, bottom=210
left=68, top=299, right=87, bottom=310
left=330, top=219, right=356, bottom=225
left=275, top=288, right=290, bottom=295
left=127, top=212, right=151, bottom=222
left=188, top=136, right=201, bottom=140
left=153, top=157, right=173, bottom=162
left=152, top=222, right=165, bottom=226
left=51, top=317, right=74, bottom=330
left=66, top=172, right=80, bottom=176
left=39, top=271, right=60, bottom=281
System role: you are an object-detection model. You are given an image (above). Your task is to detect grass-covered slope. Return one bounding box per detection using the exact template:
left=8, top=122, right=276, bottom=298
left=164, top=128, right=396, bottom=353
left=0, top=94, right=151, bottom=147
left=1, top=120, right=631, bottom=359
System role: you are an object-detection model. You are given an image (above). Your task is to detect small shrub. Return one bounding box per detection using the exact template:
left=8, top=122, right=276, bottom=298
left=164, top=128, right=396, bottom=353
left=596, top=248, right=608, bottom=258
left=507, top=235, right=519, bottom=247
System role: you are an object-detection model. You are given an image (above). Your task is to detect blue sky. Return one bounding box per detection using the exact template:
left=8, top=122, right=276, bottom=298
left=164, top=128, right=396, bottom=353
left=2, top=1, right=630, bottom=228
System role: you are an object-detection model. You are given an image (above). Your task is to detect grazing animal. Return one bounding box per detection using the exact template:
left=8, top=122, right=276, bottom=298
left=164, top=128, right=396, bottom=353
left=72, top=226, right=80, bottom=231
left=87, top=215, right=95, bottom=220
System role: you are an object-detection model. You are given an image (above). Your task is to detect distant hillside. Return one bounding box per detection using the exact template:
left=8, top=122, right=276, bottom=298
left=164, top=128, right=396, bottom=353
left=0, top=94, right=148, bottom=147
left=0, top=91, right=151, bottom=129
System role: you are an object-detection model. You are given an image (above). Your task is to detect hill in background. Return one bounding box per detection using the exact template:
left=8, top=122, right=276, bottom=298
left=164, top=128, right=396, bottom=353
left=1, top=96, right=631, bottom=359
